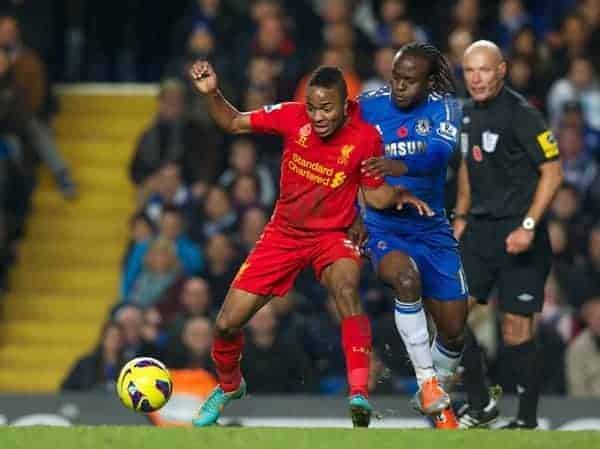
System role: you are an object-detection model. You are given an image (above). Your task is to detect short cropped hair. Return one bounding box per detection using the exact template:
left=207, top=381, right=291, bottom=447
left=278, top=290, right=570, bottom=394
left=307, top=66, right=348, bottom=100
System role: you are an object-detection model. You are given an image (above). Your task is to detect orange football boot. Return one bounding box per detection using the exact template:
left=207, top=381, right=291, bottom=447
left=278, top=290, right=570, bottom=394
left=419, top=377, right=451, bottom=415
left=432, top=407, right=459, bottom=429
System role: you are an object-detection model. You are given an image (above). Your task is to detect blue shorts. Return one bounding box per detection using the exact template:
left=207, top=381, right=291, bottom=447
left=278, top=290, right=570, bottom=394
left=365, top=227, right=468, bottom=301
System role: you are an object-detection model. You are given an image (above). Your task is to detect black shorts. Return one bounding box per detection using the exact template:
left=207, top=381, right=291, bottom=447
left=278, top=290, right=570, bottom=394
left=459, top=216, right=552, bottom=316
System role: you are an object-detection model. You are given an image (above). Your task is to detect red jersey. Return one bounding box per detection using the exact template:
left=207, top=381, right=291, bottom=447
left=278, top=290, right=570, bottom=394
left=250, top=101, right=384, bottom=233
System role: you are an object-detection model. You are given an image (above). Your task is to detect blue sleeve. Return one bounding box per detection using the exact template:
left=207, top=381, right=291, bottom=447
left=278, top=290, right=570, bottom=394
left=404, top=97, right=461, bottom=176
left=121, top=241, right=149, bottom=300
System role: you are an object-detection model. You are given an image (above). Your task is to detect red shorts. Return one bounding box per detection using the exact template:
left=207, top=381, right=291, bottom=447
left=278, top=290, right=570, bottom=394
left=232, top=224, right=361, bottom=297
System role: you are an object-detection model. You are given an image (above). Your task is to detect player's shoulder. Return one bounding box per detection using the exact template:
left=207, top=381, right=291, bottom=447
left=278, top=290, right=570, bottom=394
left=348, top=102, right=381, bottom=146
left=426, top=94, right=461, bottom=141
left=426, top=93, right=461, bottom=121
left=357, top=86, right=391, bottom=120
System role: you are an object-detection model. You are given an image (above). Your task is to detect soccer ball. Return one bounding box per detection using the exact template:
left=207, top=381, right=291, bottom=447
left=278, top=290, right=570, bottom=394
left=116, top=357, right=173, bottom=413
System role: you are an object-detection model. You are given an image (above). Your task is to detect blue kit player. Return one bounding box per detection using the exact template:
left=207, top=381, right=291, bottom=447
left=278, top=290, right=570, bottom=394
left=358, top=42, right=468, bottom=429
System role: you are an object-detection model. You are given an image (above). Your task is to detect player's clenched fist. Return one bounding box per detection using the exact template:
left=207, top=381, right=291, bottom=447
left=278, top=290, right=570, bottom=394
left=189, top=61, right=218, bottom=95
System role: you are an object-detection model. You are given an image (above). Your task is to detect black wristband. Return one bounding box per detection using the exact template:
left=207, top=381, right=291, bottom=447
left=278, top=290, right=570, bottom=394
left=452, top=212, right=468, bottom=221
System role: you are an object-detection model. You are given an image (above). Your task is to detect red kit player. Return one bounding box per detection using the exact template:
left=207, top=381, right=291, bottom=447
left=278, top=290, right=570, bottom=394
left=189, top=61, right=432, bottom=428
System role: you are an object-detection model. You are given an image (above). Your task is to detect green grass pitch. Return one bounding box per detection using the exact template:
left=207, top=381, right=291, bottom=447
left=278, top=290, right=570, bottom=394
left=0, top=427, right=598, bottom=449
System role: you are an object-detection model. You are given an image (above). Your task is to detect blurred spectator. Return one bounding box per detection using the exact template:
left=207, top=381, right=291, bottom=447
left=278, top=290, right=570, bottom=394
left=242, top=302, right=314, bottom=393
left=158, top=206, right=204, bottom=271
left=270, top=291, right=309, bottom=341
left=547, top=14, right=589, bottom=81
left=495, top=0, right=530, bottom=50
left=509, top=25, right=543, bottom=72
left=563, top=226, right=600, bottom=308
left=446, top=27, right=474, bottom=99
left=559, top=101, right=600, bottom=162
left=507, top=56, right=543, bottom=109
left=322, top=21, right=371, bottom=78
left=114, top=304, right=165, bottom=361
left=130, top=79, right=219, bottom=188
left=373, top=0, right=427, bottom=46
left=122, top=212, right=155, bottom=268
left=540, top=273, right=577, bottom=344
left=0, top=45, right=34, bottom=258
left=167, top=316, right=214, bottom=370
left=166, top=21, right=235, bottom=127
left=566, top=296, right=600, bottom=396
left=189, top=185, right=238, bottom=243
left=230, top=173, right=262, bottom=215
left=61, top=321, right=125, bottom=391
left=361, top=46, right=394, bottom=92
left=172, top=0, right=239, bottom=56
left=294, top=46, right=362, bottom=102
left=431, top=0, right=485, bottom=49
left=388, top=18, right=417, bottom=50
left=304, top=296, right=348, bottom=393
left=142, top=162, right=193, bottom=223
left=547, top=57, right=600, bottom=131
left=0, top=16, right=76, bottom=198
left=549, top=184, right=590, bottom=256
left=122, top=206, right=203, bottom=298
left=235, top=14, right=299, bottom=92
left=218, top=138, right=276, bottom=207
left=140, top=307, right=170, bottom=351
left=203, top=233, right=240, bottom=305
left=0, top=15, right=46, bottom=117
left=317, top=0, right=374, bottom=56
left=557, top=125, right=599, bottom=196
left=161, top=277, right=214, bottom=335
left=236, top=206, right=268, bottom=255
left=125, top=237, right=186, bottom=307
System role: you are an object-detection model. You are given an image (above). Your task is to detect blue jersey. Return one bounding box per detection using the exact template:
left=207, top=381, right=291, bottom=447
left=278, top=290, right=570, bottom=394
left=358, top=87, right=461, bottom=235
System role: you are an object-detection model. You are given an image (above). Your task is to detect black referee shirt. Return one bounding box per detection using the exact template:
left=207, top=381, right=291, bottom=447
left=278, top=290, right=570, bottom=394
left=461, top=86, right=560, bottom=218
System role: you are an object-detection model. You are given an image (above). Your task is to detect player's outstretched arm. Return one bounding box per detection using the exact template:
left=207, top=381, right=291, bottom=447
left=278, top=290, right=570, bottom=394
left=363, top=184, right=434, bottom=216
left=189, top=61, right=252, bottom=134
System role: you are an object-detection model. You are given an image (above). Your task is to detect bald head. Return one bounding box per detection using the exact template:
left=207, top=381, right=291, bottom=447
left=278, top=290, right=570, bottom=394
left=464, top=40, right=503, bottom=63
left=463, top=40, right=506, bottom=102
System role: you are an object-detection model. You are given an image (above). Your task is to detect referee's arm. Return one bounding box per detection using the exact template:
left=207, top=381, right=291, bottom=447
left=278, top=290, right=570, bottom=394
left=453, top=157, right=471, bottom=240
left=506, top=106, right=563, bottom=254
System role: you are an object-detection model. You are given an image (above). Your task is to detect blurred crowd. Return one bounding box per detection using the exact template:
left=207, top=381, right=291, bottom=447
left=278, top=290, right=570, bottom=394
left=2, top=0, right=598, bottom=398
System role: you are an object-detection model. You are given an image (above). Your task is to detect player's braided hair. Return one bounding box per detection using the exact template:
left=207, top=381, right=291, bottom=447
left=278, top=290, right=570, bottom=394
left=399, top=42, right=456, bottom=96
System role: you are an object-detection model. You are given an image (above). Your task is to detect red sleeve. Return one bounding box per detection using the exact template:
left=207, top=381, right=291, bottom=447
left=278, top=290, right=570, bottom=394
left=360, top=130, right=385, bottom=188
left=249, top=102, right=299, bottom=136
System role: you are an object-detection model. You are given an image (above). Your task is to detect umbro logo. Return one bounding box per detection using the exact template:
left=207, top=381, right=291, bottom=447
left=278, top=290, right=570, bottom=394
left=517, top=293, right=534, bottom=302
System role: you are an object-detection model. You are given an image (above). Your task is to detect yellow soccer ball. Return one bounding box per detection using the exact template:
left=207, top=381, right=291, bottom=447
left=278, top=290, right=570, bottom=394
left=117, top=357, right=173, bottom=413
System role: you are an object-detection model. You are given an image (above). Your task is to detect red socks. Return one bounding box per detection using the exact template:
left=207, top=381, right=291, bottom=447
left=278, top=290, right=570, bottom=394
left=341, top=314, right=372, bottom=397
left=211, top=333, right=244, bottom=393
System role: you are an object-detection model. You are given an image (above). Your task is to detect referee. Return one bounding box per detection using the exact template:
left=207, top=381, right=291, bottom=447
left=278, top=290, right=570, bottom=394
left=453, top=41, right=563, bottom=429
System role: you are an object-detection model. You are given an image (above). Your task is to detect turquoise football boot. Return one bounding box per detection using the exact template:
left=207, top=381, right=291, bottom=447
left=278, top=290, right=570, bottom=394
left=192, top=379, right=247, bottom=427
left=349, top=394, right=372, bottom=427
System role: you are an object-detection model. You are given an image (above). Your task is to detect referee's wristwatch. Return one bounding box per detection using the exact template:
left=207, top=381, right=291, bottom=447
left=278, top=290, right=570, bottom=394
left=521, top=216, right=536, bottom=231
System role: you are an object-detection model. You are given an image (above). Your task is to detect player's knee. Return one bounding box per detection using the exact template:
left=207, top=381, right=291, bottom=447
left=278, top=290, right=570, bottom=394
left=214, top=315, right=239, bottom=340
left=438, top=327, right=465, bottom=351
left=501, top=313, right=533, bottom=346
left=391, top=268, right=420, bottom=300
